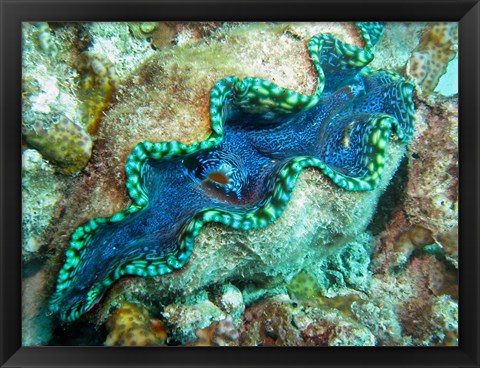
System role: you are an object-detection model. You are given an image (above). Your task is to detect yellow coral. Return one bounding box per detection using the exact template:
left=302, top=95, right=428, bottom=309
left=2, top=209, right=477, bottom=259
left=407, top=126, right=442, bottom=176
left=105, top=303, right=167, bottom=346
left=77, top=52, right=119, bottom=135
left=406, top=23, right=458, bottom=95
left=23, top=117, right=92, bottom=174
left=287, top=272, right=320, bottom=301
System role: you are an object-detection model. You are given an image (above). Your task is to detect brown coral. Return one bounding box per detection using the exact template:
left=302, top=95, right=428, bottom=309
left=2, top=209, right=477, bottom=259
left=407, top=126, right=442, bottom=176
left=396, top=254, right=458, bottom=345
left=300, top=320, right=334, bottom=346
left=240, top=297, right=302, bottom=346
left=405, top=97, right=458, bottom=264
left=372, top=94, right=458, bottom=275
left=240, top=295, right=374, bottom=346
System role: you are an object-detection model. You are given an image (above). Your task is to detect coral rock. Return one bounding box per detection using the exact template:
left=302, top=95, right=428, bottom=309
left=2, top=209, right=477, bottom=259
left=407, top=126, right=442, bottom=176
left=162, top=299, right=225, bottom=344
left=22, top=149, right=64, bottom=260
left=216, top=284, right=245, bottom=320
left=22, top=268, right=55, bottom=346
left=192, top=315, right=239, bottom=346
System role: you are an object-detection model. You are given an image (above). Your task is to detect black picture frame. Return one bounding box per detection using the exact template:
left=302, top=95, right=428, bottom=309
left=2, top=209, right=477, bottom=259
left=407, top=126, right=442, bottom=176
left=1, top=0, right=479, bottom=367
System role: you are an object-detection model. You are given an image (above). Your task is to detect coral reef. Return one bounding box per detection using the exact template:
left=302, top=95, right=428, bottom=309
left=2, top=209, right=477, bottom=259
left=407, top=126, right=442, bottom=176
left=105, top=302, right=167, bottom=346
left=393, top=255, right=458, bottom=346
left=371, top=93, right=458, bottom=277
left=84, top=22, right=156, bottom=80
left=22, top=22, right=157, bottom=174
left=370, top=84, right=458, bottom=314
left=240, top=294, right=375, bottom=346
left=430, top=295, right=458, bottom=346
left=22, top=22, right=91, bottom=174
left=406, top=96, right=458, bottom=235
left=19, top=22, right=458, bottom=347
left=350, top=297, right=403, bottom=345
left=366, top=228, right=458, bottom=346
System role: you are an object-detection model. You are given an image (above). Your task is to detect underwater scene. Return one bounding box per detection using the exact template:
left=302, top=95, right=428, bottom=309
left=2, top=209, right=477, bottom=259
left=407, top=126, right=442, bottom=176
left=22, top=22, right=458, bottom=347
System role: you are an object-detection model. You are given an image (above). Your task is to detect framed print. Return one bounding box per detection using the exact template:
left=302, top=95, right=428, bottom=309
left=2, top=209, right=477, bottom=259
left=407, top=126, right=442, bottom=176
left=1, top=0, right=479, bottom=367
